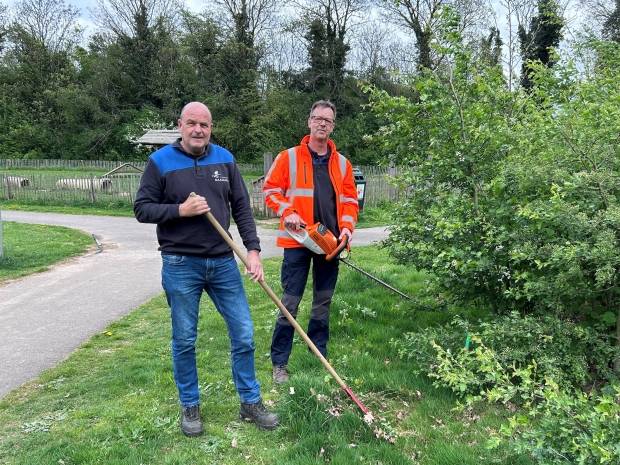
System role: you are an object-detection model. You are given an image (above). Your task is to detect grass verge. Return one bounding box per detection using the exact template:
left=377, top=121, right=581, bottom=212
left=1, top=202, right=135, bottom=217
left=0, top=247, right=531, bottom=465
left=0, top=222, right=93, bottom=282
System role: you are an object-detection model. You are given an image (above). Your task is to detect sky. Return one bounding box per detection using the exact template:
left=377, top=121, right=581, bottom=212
left=5, top=0, right=206, bottom=36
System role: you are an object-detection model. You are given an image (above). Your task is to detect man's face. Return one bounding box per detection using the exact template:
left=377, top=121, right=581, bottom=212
left=178, top=105, right=212, bottom=156
left=308, top=106, right=335, bottom=142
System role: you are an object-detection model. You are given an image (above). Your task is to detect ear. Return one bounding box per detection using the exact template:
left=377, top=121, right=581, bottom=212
left=177, top=118, right=183, bottom=129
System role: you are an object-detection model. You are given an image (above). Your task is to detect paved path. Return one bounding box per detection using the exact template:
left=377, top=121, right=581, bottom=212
left=0, top=211, right=388, bottom=398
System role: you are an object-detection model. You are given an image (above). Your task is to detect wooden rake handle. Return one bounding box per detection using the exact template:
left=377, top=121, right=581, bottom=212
left=191, top=193, right=370, bottom=415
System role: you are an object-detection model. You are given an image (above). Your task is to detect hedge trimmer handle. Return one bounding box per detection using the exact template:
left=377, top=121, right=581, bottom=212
left=326, top=236, right=349, bottom=261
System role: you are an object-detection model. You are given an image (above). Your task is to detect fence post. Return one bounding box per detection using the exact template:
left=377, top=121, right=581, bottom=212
left=388, top=164, right=398, bottom=201
left=0, top=209, right=3, bottom=258
left=5, top=175, right=12, bottom=199
left=89, top=175, right=96, bottom=203
left=263, top=153, right=273, bottom=176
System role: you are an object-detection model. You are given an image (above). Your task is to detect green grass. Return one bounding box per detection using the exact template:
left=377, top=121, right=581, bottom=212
left=356, top=203, right=393, bottom=228
left=0, top=247, right=531, bottom=465
left=1, top=201, right=135, bottom=217
left=0, top=222, right=93, bottom=282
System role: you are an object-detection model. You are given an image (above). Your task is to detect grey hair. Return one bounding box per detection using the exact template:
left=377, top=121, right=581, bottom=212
left=309, top=100, right=336, bottom=119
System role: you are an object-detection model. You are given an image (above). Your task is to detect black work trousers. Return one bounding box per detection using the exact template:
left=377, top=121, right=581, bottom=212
left=270, top=247, right=339, bottom=366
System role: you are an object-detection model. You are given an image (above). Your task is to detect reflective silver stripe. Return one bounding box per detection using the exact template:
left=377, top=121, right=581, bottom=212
left=288, top=148, right=297, bottom=192
left=268, top=193, right=291, bottom=216
left=278, top=230, right=292, bottom=238
left=289, top=188, right=313, bottom=197
left=264, top=187, right=283, bottom=195
left=338, top=152, right=347, bottom=181
left=277, top=202, right=292, bottom=215
left=341, top=215, right=355, bottom=224
left=339, top=195, right=358, bottom=204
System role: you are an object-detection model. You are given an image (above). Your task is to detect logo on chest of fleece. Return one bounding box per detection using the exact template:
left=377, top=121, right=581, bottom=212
left=212, top=170, right=229, bottom=182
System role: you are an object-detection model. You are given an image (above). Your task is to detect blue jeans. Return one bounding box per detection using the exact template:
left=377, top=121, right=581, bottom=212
left=161, top=253, right=261, bottom=407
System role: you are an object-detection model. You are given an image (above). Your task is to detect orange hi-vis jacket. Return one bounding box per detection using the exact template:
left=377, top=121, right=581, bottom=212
left=263, top=135, right=359, bottom=248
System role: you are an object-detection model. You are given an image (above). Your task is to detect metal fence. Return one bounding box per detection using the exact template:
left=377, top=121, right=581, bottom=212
left=1, top=159, right=401, bottom=217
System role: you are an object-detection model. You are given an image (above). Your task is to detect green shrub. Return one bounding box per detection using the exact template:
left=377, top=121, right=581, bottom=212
left=392, top=312, right=619, bottom=402
left=495, top=382, right=620, bottom=465
left=371, top=30, right=620, bottom=333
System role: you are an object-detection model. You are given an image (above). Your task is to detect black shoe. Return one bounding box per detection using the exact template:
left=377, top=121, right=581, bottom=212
left=181, top=405, right=203, bottom=437
left=240, top=400, right=279, bottom=430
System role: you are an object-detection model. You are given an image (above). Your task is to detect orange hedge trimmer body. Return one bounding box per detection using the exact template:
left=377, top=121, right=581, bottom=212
left=286, top=223, right=412, bottom=301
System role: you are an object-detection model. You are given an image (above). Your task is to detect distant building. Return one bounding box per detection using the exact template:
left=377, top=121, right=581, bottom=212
left=135, top=130, right=180, bottom=147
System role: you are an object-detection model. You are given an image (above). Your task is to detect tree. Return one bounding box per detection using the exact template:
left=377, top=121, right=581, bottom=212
left=603, top=0, right=620, bottom=41
left=13, top=0, right=81, bottom=53
left=377, top=0, right=489, bottom=70
left=0, top=0, right=86, bottom=159
left=371, top=19, right=620, bottom=366
left=213, top=0, right=279, bottom=45
left=305, top=16, right=349, bottom=99
left=369, top=8, right=519, bottom=310
left=0, top=3, right=8, bottom=55
left=293, top=0, right=366, bottom=102
left=518, top=0, right=563, bottom=89
left=176, top=11, right=223, bottom=94
left=351, top=22, right=394, bottom=78
left=496, top=0, right=538, bottom=91
left=478, top=26, right=503, bottom=66
left=93, top=0, right=179, bottom=38
left=90, top=0, right=185, bottom=113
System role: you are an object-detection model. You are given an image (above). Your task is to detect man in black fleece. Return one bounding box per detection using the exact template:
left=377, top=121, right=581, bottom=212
left=134, top=102, right=278, bottom=436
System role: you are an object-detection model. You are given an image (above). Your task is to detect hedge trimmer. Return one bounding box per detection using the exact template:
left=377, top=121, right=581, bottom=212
left=286, top=222, right=412, bottom=301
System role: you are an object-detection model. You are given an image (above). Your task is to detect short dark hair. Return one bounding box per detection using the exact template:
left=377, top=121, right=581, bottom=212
left=309, top=100, right=336, bottom=119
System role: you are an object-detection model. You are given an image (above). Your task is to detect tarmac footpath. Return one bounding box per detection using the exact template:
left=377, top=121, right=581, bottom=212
left=0, top=211, right=388, bottom=398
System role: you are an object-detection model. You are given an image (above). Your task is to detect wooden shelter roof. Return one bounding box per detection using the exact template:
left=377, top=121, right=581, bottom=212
left=135, top=129, right=180, bottom=146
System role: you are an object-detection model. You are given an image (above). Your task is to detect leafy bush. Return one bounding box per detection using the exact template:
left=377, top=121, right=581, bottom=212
left=392, top=312, right=619, bottom=403
left=495, top=382, right=620, bottom=465
left=371, top=22, right=620, bottom=337
left=393, top=311, right=620, bottom=463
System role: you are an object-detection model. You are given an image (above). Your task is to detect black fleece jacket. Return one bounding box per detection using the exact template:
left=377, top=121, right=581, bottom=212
left=134, top=140, right=260, bottom=257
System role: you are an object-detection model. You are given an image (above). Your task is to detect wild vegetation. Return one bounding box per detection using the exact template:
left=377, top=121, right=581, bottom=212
left=370, top=8, right=620, bottom=464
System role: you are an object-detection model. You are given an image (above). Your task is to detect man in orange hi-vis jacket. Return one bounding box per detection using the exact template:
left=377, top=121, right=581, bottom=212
left=263, top=100, right=359, bottom=384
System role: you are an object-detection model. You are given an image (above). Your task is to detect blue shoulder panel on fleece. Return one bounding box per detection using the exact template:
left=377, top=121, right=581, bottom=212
left=197, top=144, right=235, bottom=167
left=150, top=144, right=235, bottom=176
